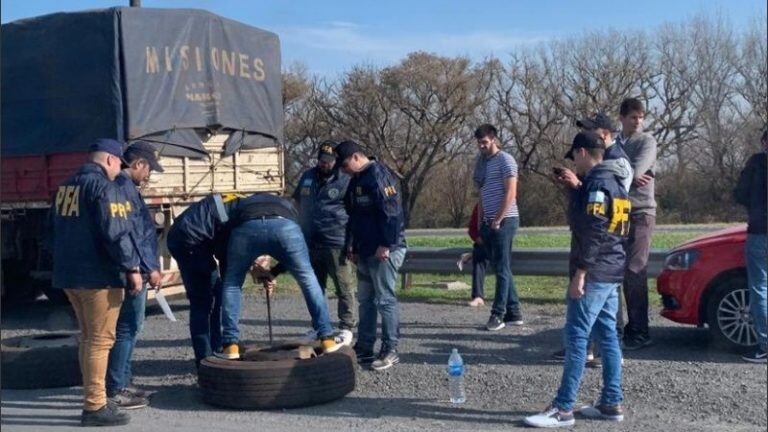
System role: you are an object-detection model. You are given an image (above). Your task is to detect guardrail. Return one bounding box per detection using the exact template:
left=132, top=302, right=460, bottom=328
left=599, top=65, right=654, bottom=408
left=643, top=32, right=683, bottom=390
left=400, top=247, right=668, bottom=289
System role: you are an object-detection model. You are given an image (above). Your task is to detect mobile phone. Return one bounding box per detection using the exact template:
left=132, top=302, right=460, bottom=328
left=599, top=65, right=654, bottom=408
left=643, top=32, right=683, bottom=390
left=553, top=167, right=565, bottom=176
left=644, top=169, right=655, bottom=178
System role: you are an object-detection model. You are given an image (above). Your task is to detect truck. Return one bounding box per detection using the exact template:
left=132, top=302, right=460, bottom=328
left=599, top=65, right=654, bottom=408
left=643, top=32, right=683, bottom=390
left=1, top=6, right=285, bottom=302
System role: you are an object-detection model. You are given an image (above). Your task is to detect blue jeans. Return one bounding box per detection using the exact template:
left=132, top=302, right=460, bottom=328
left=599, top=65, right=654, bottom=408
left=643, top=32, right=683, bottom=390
left=747, top=234, right=768, bottom=350
left=106, top=285, right=147, bottom=394
left=356, top=247, right=406, bottom=353
left=480, top=217, right=521, bottom=317
left=168, top=244, right=223, bottom=365
left=220, top=218, right=334, bottom=344
left=554, top=282, right=623, bottom=411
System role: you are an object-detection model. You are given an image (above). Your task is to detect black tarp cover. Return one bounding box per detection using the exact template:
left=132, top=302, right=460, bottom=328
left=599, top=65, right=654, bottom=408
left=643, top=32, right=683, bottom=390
left=1, top=7, right=282, bottom=158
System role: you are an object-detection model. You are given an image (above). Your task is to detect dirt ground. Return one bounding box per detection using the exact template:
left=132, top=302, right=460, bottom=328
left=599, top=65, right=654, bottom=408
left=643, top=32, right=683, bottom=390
left=1, top=293, right=766, bottom=432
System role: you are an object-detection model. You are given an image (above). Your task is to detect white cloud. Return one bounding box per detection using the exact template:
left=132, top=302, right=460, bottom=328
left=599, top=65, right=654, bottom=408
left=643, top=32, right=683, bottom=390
left=278, top=21, right=549, bottom=66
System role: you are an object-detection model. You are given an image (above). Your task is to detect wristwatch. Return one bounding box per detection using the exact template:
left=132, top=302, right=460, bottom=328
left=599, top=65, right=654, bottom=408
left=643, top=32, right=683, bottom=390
left=127, top=267, right=141, bottom=274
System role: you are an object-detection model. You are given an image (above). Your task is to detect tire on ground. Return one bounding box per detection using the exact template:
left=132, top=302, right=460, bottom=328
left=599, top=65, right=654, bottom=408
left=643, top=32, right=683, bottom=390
left=1, top=332, right=81, bottom=389
left=198, top=344, right=356, bottom=409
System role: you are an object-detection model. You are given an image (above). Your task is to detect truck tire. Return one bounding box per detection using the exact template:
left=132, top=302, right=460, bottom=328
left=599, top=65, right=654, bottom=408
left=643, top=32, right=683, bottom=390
left=198, top=343, right=356, bottom=410
left=1, top=332, right=81, bottom=389
left=706, top=275, right=757, bottom=351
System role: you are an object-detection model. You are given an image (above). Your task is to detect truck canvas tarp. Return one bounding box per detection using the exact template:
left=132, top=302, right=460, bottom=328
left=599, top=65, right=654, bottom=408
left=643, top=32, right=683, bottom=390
left=1, top=7, right=283, bottom=159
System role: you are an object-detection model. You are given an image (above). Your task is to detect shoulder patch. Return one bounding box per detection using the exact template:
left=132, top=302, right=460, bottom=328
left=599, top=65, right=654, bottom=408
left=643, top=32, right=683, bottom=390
left=588, top=191, right=605, bottom=204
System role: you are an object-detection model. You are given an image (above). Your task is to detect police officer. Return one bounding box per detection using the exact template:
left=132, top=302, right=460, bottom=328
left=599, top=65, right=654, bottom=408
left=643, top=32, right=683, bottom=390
left=525, top=131, right=630, bottom=428
left=167, top=193, right=234, bottom=366
left=106, top=141, right=164, bottom=409
left=335, top=140, right=407, bottom=372
left=292, top=140, right=355, bottom=345
left=215, top=193, right=341, bottom=360
left=50, top=138, right=142, bottom=427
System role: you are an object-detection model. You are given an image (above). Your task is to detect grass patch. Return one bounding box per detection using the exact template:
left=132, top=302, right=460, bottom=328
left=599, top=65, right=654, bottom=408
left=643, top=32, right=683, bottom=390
left=248, top=271, right=660, bottom=307
left=406, top=231, right=707, bottom=250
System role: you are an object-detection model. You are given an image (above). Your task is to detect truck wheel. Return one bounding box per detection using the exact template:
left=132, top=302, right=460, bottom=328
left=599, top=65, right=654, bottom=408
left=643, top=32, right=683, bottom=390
left=706, top=276, right=757, bottom=350
left=1, top=332, right=81, bottom=389
left=198, top=343, right=356, bottom=410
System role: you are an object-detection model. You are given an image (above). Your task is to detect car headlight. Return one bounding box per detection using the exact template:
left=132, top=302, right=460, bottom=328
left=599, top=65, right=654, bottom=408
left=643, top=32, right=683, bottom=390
left=663, top=250, right=699, bottom=271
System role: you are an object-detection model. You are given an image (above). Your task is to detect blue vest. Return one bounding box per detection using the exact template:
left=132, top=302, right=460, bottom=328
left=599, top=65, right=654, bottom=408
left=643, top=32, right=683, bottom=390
left=293, top=167, right=350, bottom=248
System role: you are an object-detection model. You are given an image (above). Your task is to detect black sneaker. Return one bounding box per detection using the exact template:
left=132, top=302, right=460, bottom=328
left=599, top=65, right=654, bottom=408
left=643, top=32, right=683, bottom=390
left=742, top=348, right=767, bottom=364
left=353, top=345, right=376, bottom=364
left=622, top=334, right=652, bottom=351
left=503, top=312, right=524, bottom=326
left=370, top=350, right=400, bottom=371
left=108, top=389, right=149, bottom=410
left=579, top=401, right=624, bottom=422
left=81, top=401, right=130, bottom=427
left=485, top=315, right=505, bottom=331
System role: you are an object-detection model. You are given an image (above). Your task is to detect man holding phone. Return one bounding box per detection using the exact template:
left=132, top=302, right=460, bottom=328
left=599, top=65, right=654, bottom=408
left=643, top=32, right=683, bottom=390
left=616, top=97, right=658, bottom=351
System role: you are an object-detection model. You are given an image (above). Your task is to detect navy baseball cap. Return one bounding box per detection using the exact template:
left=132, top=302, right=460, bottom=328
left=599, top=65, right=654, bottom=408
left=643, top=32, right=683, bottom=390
left=576, top=112, right=619, bottom=132
left=565, top=131, right=606, bottom=160
left=89, top=138, right=125, bottom=160
left=317, top=140, right=337, bottom=163
left=335, top=140, right=363, bottom=166
left=124, top=141, right=165, bottom=173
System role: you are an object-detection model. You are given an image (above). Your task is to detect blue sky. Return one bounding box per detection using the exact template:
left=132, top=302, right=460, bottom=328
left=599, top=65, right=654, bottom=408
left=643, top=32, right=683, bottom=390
left=2, top=0, right=764, bottom=76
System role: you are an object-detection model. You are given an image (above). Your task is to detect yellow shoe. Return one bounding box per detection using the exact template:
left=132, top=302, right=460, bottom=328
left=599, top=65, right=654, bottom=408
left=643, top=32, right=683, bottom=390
left=215, top=343, right=240, bottom=360
left=321, top=337, right=342, bottom=354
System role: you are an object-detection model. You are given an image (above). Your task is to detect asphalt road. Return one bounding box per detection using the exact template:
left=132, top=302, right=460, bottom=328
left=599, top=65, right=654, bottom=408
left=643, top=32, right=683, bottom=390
left=1, top=293, right=765, bottom=432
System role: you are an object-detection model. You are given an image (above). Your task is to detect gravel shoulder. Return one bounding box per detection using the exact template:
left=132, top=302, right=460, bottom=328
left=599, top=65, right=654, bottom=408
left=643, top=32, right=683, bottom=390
left=1, top=293, right=766, bottom=432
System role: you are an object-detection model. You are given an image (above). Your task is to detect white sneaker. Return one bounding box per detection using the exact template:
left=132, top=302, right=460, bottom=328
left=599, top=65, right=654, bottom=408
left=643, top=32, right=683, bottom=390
left=579, top=401, right=624, bottom=422
left=523, top=406, right=575, bottom=428
left=334, top=329, right=354, bottom=346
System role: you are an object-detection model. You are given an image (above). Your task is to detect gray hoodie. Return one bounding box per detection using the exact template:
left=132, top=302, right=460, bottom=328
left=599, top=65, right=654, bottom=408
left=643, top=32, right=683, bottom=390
left=619, top=131, right=658, bottom=216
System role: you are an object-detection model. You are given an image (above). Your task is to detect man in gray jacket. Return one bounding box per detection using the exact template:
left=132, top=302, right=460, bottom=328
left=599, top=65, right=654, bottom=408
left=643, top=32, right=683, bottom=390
left=616, top=97, right=657, bottom=350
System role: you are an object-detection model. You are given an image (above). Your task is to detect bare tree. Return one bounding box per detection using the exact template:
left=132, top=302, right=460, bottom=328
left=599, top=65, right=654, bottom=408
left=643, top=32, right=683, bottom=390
left=315, top=53, right=492, bottom=225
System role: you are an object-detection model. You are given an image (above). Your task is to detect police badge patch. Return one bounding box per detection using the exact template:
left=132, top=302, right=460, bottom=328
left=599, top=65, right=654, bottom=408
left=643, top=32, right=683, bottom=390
left=328, top=188, right=340, bottom=199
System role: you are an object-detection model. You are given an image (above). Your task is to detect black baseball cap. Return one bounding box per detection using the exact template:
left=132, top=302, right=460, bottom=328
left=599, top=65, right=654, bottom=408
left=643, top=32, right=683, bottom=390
left=89, top=138, right=125, bottom=161
left=124, top=141, right=164, bottom=173
left=335, top=140, right=363, bottom=166
left=565, top=131, right=606, bottom=160
left=317, top=140, right=337, bottom=163
left=576, top=112, right=619, bottom=132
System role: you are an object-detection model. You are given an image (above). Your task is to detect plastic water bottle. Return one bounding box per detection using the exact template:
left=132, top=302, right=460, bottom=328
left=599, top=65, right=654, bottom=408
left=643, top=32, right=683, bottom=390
left=447, top=348, right=466, bottom=404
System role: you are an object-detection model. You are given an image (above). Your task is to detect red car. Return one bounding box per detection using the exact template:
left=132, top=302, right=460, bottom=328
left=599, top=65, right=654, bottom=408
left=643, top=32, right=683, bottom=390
left=657, top=225, right=757, bottom=350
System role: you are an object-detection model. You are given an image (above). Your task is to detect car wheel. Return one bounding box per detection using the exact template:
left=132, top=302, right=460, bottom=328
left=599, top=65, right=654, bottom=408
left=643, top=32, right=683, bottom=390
left=1, top=332, right=81, bottom=389
left=706, top=276, right=757, bottom=350
left=198, top=343, right=356, bottom=410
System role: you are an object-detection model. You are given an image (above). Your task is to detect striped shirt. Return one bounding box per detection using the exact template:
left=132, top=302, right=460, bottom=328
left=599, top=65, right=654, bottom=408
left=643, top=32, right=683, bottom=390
left=477, top=150, right=519, bottom=221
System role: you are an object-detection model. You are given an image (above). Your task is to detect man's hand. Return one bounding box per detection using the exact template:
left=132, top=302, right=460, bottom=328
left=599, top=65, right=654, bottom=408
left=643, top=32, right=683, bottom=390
left=491, top=218, right=502, bottom=231
left=375, top=246, right=390, bottom=262
left=568, top=270, right=586, bottom=300
left=149, top=270, right=163, bottom=289
left=554, top=168, right=581, bottom=190
left=633, top=173, right=653, bottom=187
left=127, top=272, right=143, bottom=296
left=250, top=256, right=272, bottom=282
left=261, top=277, right=277, bottom=296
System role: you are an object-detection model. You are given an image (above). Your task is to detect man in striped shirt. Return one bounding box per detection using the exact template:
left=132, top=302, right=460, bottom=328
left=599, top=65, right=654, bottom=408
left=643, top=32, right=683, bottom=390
left=474, top=124, right=524, bottom=331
